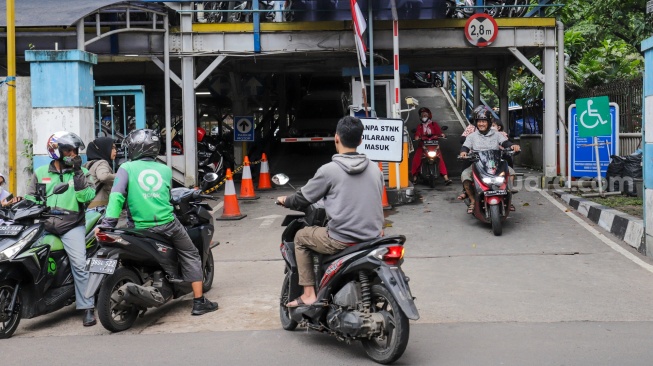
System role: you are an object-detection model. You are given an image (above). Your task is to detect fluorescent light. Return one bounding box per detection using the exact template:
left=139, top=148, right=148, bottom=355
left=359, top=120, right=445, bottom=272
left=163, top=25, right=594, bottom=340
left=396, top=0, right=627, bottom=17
left=203, top=114, right=208, bottom=117
left=195, top=91, right=211, bottom=95
left=125, top=54, right=140, bottom=57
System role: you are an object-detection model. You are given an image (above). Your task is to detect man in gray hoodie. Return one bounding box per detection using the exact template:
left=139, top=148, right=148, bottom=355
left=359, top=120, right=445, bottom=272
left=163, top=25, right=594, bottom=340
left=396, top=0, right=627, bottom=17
left=277, top=116, right=384, bottom=307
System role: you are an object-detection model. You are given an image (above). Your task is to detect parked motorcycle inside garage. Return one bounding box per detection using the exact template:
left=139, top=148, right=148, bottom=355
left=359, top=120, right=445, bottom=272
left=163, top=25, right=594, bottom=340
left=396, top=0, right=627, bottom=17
left=413, top=71, right=443, bottom=88
left=0, top=183, right=105, bottom=338
left=459, top=150, right=515, bottom=236
left=273, top=173, right=419, bottom=364
left=84, top=176, right=219, bottom=332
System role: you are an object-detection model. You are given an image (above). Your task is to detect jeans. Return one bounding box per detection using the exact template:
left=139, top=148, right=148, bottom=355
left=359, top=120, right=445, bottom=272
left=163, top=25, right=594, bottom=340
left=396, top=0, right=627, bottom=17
left=49, top=226, right=94, bottom=309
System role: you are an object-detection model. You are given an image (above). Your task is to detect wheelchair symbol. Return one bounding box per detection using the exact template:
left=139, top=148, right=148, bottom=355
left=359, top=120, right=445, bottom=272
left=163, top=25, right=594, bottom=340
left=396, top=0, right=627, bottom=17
left=579, top=100, right=608, bottom=129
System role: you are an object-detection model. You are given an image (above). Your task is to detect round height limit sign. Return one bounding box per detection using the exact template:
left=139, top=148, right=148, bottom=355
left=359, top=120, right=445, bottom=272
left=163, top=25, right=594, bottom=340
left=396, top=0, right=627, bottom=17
left=464, top=13, right=498, bottom=47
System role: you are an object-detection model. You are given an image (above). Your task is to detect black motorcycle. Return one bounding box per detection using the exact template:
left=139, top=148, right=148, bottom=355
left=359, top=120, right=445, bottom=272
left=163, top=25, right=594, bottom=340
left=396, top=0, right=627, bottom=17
left=0, top=183, right=105, bottom=338
left=85, top=175, right=219, bottom=332
left=273, top=174, right=418, bottom=364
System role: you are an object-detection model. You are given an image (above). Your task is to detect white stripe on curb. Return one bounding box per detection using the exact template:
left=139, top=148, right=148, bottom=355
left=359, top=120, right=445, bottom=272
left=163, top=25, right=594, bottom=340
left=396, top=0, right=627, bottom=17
left=540, top=190, right=653, bottom=275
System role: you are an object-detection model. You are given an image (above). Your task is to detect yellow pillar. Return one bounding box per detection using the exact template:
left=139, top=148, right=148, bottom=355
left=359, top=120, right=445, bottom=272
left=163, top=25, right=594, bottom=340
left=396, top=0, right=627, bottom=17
left=6, top=0, right=17, bottom=194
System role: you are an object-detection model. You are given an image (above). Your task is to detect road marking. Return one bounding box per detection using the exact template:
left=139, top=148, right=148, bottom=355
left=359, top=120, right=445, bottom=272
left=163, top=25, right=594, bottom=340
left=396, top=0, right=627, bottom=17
left=254, top=214, right=281, bottom=228
left=211, top=201, right=224, bottom=215
left=540, top=190, right=653, bottom=274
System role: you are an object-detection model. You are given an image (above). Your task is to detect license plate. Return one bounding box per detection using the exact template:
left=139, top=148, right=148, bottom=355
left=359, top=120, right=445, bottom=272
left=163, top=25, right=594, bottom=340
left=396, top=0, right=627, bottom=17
left=0, top=225, right=24, bottom=236
left=86, top=258, right=118, bottom=274
left=485, top=190, right=507, bottom=196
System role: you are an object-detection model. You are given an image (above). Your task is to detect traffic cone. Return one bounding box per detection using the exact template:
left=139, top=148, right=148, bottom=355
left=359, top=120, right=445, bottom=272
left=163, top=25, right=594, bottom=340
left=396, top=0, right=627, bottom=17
left=379, top=163, right=393, bottom=210
left=257, top=153, right=273, bottom=190
left=217, top=169, right=246, bottom=220
left=239, top=156, right=259, bottom=200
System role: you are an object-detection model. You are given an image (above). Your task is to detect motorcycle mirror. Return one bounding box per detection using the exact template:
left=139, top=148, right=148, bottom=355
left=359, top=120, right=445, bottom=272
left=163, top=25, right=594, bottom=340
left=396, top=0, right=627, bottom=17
left=272, top=173, right=290, bottom=186
left=203, top=173, right=219, bottom=183
left=441, top=125, right=449, bottom=131
left=51, top=183, right=70, bottom=195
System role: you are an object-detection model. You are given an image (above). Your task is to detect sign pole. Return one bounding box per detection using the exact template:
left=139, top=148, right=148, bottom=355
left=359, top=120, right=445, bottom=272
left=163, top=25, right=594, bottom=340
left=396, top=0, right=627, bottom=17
left=593, top=136, right=603, bottom=195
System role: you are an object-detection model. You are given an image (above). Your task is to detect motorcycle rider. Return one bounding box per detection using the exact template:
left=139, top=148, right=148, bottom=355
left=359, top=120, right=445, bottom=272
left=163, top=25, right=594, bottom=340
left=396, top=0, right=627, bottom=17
left=95, top=129, right=218, bottom=316
left=25, top=131, right=97, bottom=326
left=459, top=108, right=520, bottom=214
left=411, top=107, right=452, bottom=185
left=277, top=116, right=384, bottom=307
left=84, top=137, right=117, bottom=208
left=0, top=173, right=22, bottom=207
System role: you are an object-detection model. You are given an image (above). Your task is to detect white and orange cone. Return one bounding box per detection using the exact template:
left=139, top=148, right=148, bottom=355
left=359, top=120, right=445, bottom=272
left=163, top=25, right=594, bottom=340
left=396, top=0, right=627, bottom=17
left=217, top=168, right=246, bottom=220
left=379, top=163, right=392, bottom=210
left=239, top=156, right=259, bottom=200
left=257, top=153, right=273, bottom=190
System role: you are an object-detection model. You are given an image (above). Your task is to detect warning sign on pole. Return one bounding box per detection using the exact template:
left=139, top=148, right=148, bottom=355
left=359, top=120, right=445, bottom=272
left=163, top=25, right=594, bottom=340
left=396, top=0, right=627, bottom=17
left=357, top=118, right=404, bottom=162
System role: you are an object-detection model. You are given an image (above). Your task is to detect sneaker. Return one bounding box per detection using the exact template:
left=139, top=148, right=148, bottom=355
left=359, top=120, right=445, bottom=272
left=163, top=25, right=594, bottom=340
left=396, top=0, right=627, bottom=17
left=191, top=296, right=219, bottom=316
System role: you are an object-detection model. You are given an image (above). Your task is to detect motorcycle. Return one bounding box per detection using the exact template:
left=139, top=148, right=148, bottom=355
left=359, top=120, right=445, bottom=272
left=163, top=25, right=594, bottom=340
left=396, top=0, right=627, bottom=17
left=459, top=150, right=515, bottom=236
left=273, top=173, right=419, bottom=364
left=413, top=130, right=448, bottom=188
left=84, top=174, right=220, bottom=332
left=0, top=183, right=106, bottom=338
left=198, top=134, right=234, bottom=185
left=414, top=72, right=444, bottom=88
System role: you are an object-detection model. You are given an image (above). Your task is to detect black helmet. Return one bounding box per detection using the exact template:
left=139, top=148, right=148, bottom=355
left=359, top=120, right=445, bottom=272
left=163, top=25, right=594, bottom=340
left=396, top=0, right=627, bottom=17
left=46, top=131, right=85, bottom=160
left=473, top=105, right=491, bottom=123
left=124, top=129, right=161, bottom=161
left=418, top=107, right=432, bottom=120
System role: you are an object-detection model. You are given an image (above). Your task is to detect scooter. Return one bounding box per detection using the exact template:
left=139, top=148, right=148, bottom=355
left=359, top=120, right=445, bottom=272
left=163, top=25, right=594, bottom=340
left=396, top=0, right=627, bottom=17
left=0, top=183, right=105, bottom=338
left=459, top=150, right=515, bottom=236
left=273, top=173, right=419, bottom=364
left=413, top=133, right=448, bottom=188
left=84, top=174, right=220, bottom=332
left=414, top=72, right=444, bottom=88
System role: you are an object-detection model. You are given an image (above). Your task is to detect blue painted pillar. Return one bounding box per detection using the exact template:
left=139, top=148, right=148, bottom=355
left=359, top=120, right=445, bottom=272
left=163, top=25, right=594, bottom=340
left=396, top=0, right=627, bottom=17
left=25, top=50, right=97, bottom=170
left=642, top=37, right=653, bottom=256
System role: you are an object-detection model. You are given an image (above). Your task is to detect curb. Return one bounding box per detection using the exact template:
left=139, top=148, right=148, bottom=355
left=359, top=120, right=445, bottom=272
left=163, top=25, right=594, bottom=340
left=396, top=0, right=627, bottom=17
left=553, top=190, right=645, bottom=254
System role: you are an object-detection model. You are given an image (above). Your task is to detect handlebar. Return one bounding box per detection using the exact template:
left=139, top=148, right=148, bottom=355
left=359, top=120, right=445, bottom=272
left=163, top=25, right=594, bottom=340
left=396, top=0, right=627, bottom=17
left=199, top=194, right=217, bottom=201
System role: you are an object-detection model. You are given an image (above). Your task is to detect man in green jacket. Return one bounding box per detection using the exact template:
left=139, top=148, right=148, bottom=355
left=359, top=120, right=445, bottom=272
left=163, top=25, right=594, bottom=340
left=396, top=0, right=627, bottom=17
left=25, top=131, right=97, bottom=326
left=97, top=129, right=218, bottom=316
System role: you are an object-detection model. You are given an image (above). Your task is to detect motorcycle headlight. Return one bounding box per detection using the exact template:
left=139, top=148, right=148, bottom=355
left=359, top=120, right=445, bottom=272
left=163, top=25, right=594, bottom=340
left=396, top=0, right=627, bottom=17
left=0, top=228, right=39, bottom=261
left=207, top=143, right=216, bottom=151
left=482, top=177, right=505, bottom=185
left=427, top=151, right=437, bottom=158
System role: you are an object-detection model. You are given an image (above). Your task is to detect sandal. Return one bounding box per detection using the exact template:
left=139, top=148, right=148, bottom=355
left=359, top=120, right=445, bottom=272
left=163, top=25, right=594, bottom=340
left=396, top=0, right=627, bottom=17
left=286, top=296, right=306, bottom=308
left=445, top=179, right=453, bottom=186
left=457, top=192, right=467, bottom=200
left=467, top=203, right=474, bottom=214
left=510, top=204, right=516, bottom=212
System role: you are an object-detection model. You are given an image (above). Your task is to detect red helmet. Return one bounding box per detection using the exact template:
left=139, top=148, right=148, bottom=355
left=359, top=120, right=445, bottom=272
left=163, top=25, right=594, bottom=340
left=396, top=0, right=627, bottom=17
left=197, top=127, right=207, bottom=142
left=418, top=107, right=432, bottom=120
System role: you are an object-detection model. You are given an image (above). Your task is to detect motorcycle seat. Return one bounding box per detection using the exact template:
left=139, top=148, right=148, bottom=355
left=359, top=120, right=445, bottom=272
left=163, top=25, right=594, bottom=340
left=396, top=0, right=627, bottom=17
left=323, top=235, right=406, bottom=263
left=118, top=228, right=171, bottom=245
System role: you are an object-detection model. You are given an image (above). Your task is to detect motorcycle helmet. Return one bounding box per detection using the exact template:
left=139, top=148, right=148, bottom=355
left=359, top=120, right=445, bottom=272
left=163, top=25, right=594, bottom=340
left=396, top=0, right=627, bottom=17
left=473, top=106, right=491, bottom=123
left=418, top=107, right=432, bottom=121
left=197, top=127, right=207, bottom=143
left=46, top=131, right=86, bottom=160
left=124, top=129, right=161, bottom=161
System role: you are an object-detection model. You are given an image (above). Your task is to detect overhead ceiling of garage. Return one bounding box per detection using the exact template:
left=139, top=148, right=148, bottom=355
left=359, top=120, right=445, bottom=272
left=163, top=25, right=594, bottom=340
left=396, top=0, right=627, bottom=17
left=0, top=0, right=127, bottom=27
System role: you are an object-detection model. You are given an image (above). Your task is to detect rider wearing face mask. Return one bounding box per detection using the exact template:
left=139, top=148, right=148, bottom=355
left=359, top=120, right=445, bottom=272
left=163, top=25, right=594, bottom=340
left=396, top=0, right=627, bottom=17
left=411, top=107, right=452, bottom=185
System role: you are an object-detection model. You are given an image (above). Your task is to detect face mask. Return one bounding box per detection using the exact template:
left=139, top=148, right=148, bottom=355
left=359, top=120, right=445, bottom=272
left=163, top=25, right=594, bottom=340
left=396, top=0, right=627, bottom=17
left=421, top=117, right=428, bottom=122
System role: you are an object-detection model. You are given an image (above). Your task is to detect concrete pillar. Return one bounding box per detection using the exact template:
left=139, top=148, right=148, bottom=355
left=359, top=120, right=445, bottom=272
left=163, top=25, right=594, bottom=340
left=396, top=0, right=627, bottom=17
left=498, top=67, right=510, bottom=134
left=543, top=46, right=557, bottom=178
left=0, top=76, right=32, bottom=196
left=456, top=71, right=463, bottom=110
left=25, top=50, right=97, bottom=171
left=641, top=37, right=653, bottom=256
left=180, top=2, right=197, bottom=187
left=473, top=74, right=480, bottom=108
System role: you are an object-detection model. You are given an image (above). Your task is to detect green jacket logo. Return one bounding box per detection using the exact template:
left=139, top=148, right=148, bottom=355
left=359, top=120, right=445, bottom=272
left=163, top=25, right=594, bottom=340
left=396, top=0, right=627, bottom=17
left=138, top=169, right=163, bottom=198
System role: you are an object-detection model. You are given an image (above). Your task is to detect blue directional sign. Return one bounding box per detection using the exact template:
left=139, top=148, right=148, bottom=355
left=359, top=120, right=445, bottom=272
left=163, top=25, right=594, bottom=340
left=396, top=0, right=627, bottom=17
left=568, top=103, right=619, bottom=178
left=234, top=116, right=255, bottom=142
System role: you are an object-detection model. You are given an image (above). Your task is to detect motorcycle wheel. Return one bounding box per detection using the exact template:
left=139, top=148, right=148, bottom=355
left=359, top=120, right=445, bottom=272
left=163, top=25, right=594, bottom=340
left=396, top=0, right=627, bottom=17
left=97, top=267, right=141, bottom=332
left=429, top=165, right=437, bottom=188
left=433, top=78, right=443, bottom=88
left=202, top=250, right=215, bottom=293
left=490, top=204, right=503, bottom=236
left=361, top=285, right=410, bottom=364
left=0, top=281, right=21, bottom=339
left=279, top=272, right=298, bottom=331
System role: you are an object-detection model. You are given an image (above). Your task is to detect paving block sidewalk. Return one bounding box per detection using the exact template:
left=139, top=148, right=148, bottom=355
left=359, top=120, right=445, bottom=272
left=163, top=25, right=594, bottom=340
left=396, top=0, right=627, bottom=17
left=553, top=190, right=646, bottom=255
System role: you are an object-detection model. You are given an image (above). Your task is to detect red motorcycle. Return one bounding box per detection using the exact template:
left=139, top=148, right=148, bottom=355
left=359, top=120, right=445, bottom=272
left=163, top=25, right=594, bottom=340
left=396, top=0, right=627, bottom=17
left=413, top=128, right=448, bottom=188
left=460, top=150, right=515, bottom=236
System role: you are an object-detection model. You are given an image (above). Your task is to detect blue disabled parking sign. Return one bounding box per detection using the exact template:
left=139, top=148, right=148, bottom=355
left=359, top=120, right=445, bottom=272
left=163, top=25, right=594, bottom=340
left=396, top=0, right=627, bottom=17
left=234, top=116, right=255, bottom=142
left=568, top=103, right=619, bottom=178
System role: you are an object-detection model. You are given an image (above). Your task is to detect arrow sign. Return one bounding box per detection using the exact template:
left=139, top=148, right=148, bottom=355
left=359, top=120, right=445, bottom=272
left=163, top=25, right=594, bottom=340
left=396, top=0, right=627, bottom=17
left=245, top=77, right=262, bottom=95
left=234, top=116, right=255, bottom=142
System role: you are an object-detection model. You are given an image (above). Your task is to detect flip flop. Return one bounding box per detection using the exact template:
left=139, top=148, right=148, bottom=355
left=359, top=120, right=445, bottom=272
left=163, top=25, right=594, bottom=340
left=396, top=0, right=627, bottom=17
left=445, top=180, right=453, bottom=186
left=286, top=297, right=307, bottom=308
left=467, top=203, right=474, bottom=214
left=457, top=192, right=467, bottom=200
left=510, top=204, right=516, bottom=211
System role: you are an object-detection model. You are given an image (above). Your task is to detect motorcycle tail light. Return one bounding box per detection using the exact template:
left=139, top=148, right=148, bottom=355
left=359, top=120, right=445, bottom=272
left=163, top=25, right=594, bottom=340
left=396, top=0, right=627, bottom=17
left=383, top=246, right=404, bottom=265
left=96, top=232, right=115, bottom=243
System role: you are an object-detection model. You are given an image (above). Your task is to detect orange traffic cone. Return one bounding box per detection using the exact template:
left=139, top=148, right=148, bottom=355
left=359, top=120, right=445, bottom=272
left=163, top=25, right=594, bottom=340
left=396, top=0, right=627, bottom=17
left=257, top=153, right=273, bottom=190
left=217, top=169, right=246, bottom=220
left=379, top=163, right=392, bottom=210
left=239, top=156, right=259, bottom=200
